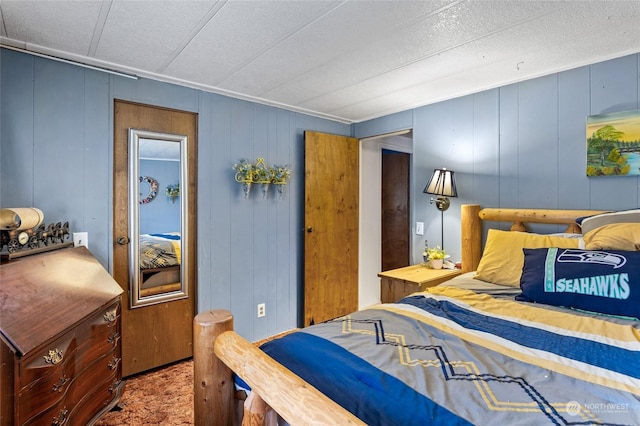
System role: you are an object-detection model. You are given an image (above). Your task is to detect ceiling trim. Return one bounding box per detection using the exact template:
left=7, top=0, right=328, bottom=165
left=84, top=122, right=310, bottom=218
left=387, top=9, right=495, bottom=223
left=0, top=37, right=356, bottom=124
left=0, top=42, right=138, bottom=79
left=3, top=37, right=639, bottom=126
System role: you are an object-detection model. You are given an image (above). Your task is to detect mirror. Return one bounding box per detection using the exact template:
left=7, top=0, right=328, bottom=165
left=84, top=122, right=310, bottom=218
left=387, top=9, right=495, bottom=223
left=128, top=128, right=189, bottom=308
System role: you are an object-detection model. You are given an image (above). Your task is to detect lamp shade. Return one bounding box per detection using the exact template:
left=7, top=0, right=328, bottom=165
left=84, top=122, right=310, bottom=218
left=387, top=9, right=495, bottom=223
left=423, top=168, right=457, bottom=197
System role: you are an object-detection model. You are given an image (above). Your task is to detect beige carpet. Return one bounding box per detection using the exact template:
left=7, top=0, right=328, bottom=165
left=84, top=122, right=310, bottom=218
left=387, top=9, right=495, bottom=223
left=95, top=359, right=194, bottom=426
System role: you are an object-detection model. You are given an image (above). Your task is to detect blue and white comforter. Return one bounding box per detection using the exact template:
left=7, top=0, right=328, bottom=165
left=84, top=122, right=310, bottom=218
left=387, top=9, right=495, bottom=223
left=260, top=287, right=640, bottom=425
left=139, top=232, right=181, bottom=269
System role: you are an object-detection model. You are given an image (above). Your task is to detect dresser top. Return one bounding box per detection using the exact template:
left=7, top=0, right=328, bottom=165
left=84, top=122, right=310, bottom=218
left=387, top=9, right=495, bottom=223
left=0, top=246, right=123, bottom=356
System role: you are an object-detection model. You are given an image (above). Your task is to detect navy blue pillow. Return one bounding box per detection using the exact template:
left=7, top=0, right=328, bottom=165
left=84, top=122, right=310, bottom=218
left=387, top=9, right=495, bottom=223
left=517, top=248, right=640, bottom=319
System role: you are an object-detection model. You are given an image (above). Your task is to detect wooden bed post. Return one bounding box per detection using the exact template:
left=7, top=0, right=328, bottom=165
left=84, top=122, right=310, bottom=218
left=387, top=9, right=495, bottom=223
left=461, top=204, right=482, bottom=273
left=194, top=310, right=234, bottom=426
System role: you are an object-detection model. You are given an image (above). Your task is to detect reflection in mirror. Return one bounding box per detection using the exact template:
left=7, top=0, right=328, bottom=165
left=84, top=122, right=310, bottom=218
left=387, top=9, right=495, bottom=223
left=129, top=129, right=189, bottom=308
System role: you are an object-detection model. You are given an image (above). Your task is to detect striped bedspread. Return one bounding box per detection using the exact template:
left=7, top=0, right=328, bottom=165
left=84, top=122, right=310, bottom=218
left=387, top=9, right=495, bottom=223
left=139, top=232, right=181, bottom=269
left=260, top=286, right=640, bottom=425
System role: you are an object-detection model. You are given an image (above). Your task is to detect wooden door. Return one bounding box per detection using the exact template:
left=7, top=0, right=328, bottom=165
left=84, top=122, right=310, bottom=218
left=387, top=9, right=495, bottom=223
left=381, top=151, right=410, bottom=271
left=304, top=131, right=359, bottom=326
left=114, top=100, right=197, bottom=377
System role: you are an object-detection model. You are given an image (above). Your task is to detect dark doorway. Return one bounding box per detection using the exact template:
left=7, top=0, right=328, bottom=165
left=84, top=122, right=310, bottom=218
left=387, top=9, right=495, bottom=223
left=381, top=149, right=410, bottom=271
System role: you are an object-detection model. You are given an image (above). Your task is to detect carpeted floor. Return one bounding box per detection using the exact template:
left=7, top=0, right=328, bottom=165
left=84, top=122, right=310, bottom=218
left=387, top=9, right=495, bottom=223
left=95, top=331, right=294, bottom=425
left=95, top=358, right=194, bottom=426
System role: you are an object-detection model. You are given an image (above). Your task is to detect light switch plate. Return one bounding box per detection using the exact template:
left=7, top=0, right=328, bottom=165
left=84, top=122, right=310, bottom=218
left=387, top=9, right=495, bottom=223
left=416, top=222, right=424, bottom=235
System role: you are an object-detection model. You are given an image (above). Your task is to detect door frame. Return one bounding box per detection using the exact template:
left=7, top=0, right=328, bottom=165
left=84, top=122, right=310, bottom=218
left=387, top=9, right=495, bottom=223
left=359, top=130, right=412, bottom=308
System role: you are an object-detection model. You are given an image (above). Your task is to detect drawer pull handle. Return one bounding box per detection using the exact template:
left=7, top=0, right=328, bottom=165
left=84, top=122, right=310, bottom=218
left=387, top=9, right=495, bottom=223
left=44, top=349, right=63, bottom=365
left=51, top=408, right=68, bottom=425
left=108, top=356, right=121, bottom=370
left=52, top=376, right=69, bottom=392
left=109, top=379, right=122, bottom=393
left=103, top=308, right=117, bottom=322
left=108, top=331, right=120, bottom=345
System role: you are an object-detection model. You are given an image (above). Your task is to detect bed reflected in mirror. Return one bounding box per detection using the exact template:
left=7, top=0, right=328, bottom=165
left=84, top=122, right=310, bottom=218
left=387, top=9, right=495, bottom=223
left=128, top=129, right=189, bottom=308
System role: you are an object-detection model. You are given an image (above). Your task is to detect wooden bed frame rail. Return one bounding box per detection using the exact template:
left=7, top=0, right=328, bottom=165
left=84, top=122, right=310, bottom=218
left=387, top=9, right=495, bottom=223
left=200, top=204, right=608, bottom=425
left=214, top=331, right=365, bottom=425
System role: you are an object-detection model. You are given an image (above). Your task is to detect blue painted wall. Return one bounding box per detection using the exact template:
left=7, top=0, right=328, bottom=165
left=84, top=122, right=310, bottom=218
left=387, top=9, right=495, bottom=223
left=139, top=159, right=180, bottom=235
left=356, top=53, right=640, bottom=266
left=0, top=48, right=349, bottom=341
left=2, top=47, right=640, bottom=341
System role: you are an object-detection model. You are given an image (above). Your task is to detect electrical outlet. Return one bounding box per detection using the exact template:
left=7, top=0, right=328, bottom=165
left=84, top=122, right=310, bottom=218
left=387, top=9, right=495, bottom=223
left=257, top=303, right=266, bottom=318
left=73, top=232, right=88, bottom=247
left=416, top=222, right=424, bottom=235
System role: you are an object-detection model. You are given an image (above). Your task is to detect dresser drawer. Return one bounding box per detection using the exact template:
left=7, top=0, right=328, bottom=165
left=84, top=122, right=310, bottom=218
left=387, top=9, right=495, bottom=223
left=17, top=331, right=76, bottom=419
left=68, top=354, right=124, bottom=426
left=17, top=302, right=121, bottom=423
left=19, top=302, right=119, bottom=388
left=22, top=349, right=122, bottom=426
left=74, top=302, right=121, bottom=372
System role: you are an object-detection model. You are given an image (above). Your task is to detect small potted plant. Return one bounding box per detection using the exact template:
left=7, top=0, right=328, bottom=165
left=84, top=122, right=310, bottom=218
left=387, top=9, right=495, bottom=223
left=165, top=183, right=180, bottom=203
left=233, top=159, right=255, bottom=197
left=270, top=164, right=292, bottom=198
left=252, top=158, right=272, bottom=198
left=425, top=245, right=447, bottom=269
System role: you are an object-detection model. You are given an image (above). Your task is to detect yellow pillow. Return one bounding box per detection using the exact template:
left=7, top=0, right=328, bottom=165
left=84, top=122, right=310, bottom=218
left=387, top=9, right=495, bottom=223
left=583, top=223, right=640, bottom=251
left=474, top=229, right=580, bottom=287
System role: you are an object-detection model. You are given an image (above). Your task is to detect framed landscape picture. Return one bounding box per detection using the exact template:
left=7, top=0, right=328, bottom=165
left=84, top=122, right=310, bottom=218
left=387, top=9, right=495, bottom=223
left=586, top=109, right=640, bottom=176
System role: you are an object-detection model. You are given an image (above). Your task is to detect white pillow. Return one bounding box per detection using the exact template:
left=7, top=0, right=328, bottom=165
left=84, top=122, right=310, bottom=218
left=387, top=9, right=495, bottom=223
left=579, top=210, right=640, bottom=234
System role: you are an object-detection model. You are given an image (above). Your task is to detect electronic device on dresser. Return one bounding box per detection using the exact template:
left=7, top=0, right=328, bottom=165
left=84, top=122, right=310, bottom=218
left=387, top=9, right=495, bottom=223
left=0, top=246, right=125, bottom=426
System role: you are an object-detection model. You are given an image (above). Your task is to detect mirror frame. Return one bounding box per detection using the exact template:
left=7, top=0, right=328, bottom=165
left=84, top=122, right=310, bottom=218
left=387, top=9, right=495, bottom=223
left=128, top=128, right=189, bottom=308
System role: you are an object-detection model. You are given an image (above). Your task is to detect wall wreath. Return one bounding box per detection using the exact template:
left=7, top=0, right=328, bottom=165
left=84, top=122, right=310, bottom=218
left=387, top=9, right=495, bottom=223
left=139, top=176, right=159, bottom=204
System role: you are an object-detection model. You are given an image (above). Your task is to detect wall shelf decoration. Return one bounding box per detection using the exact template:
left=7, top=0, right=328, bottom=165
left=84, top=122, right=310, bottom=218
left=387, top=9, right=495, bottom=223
left=165, top=183, right=180, bottom=203
left=271, top=164, right=292, bottom=199
left=253, top=158, right=271, bottom=198
left=233, top=159, right=255, bottom=198
left=232, top=158, right=292, bottom=199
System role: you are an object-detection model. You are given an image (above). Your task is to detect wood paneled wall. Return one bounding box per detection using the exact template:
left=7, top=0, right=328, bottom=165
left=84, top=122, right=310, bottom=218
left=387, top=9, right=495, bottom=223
left=0, top=48, right=348, bottom=342
left=356, top=53, right=640, bottom=266
left=3, top=47, right=640, bottom=341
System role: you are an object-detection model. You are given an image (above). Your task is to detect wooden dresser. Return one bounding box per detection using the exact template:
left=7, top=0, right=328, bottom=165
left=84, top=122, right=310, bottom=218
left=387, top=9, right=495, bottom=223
left=0, top=247, right=125, bottom=426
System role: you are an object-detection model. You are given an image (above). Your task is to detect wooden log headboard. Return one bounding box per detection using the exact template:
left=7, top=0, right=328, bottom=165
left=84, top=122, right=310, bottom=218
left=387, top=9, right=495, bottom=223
left=459, top=204, right=608, bottom=273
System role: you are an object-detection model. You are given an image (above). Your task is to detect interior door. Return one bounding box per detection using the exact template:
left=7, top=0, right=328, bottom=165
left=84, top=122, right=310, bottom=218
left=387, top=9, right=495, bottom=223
left=381, top=150, right=410, bottom=271
left=114, top=100, right=197, bottom=377
left=304, top=131, right=359, bottom=326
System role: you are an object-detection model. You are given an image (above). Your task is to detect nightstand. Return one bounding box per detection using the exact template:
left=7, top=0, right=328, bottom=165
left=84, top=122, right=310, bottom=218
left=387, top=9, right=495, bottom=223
left=378, top=265, right=461, bottom=303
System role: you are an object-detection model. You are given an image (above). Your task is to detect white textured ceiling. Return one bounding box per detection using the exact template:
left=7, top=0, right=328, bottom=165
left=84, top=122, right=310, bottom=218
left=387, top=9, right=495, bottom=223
left=2, top=0, right=640, bottom=124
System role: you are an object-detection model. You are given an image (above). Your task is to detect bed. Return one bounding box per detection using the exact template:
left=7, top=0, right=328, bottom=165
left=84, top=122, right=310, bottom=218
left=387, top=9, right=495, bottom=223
left=138, top=232, right=181, bottom=297
left=202, top=204, right=640, bottom=425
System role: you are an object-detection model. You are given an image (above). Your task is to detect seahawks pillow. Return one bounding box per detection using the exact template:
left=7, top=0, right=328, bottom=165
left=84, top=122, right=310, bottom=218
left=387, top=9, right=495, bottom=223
left=517, top=248, right=640, bottom=319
